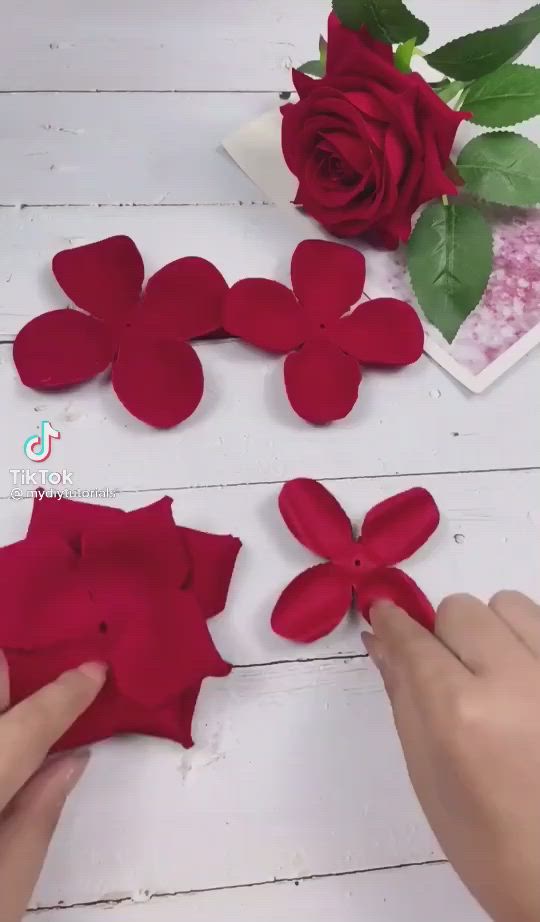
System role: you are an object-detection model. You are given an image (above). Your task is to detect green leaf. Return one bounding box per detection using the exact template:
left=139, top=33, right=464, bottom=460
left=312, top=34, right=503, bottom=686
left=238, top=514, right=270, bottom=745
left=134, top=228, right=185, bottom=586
left=462, top=64, right=540, bottom=127
left=332, top=0, right=429, bottom=44
left=297, top=59, right=325, bottom=78
left=394, top=37, right=416, bottom=73
left=433, top=79, right=466, bottom=104
left=407, top=203, right=493, bottom=343
left=426, top=3, right=540, bottom=80
left=457, top=132, right=540, bottom=206
left=319, top=34, right=328, bottom=68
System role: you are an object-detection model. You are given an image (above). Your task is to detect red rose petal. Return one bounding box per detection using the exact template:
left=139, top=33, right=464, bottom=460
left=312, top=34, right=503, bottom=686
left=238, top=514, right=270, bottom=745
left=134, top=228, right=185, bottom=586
left=291, top=240, right=366, bottom=320
left=113, top=589, right=231, bottom=707
left=284, top=340, right=362, bottom=424
left=7, top=644, right=201, bottom=751
left=142, top=257, right=227, bottom=340
left=279, top=478, right=353, bottom=559
left=27, top=493, right=125, bottom=549
left=52, top=685, right=202, bottom=752
left=355, top=567, right=436, bottom=631
left=292, top=68, right=318, bottom=98
left=0, top=537, right=94, bottom=649
left=112, top=330, right=204, bottom=428
left=326, top=15, right=394, bottom=74
left=2, top=490, right=234, bottom=751
left=13, top=309, right=114, bottom=390
left=178, top=527, right=242, bottom=618
left=224, top=279, right=305, bottom=353
left=281, top=98, right=308, bottom=177
left=329, top=299, right=424, bottom=366
left=53, top=236, right=144, bottom=325
left=361, top=488, right=440, bottom=566
left=271, top=563, right=352, bottom=642
left=81, top=496, right=191, bottom=593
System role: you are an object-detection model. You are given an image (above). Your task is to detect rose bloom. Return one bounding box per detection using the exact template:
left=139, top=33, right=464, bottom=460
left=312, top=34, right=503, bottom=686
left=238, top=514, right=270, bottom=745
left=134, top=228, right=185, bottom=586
left=281, top=13, right=469, bottom=249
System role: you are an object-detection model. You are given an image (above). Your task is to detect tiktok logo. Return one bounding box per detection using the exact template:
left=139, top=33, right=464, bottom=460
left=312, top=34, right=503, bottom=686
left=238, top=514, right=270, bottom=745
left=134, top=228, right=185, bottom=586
left=24, top=421, right=61, bottom=463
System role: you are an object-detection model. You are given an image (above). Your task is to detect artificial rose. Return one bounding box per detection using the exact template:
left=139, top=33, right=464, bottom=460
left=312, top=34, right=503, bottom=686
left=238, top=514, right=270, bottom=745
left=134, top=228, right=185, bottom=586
left=281, top=13, right=470, bottom=249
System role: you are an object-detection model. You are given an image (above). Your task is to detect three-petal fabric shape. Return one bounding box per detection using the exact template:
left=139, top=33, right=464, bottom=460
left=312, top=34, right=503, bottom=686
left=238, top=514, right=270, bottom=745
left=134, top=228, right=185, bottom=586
left=224, top=239, right=424, bottom=423
left=0, top=494, right=241, bottom=751
left=13, top=236, right=229, bottom=428
left=271, top=478, right=439, bottom=642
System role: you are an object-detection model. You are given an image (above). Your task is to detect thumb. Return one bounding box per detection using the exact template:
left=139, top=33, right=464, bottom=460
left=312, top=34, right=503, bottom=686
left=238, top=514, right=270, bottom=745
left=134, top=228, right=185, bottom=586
left=0, top=751, right=89, bottom=922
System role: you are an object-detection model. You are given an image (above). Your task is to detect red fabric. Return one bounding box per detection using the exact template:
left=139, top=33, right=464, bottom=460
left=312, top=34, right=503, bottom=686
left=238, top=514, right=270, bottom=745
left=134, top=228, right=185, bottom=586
left=13, top=309, right=114, bottom=389
left=284, top=340, right=362, bottom=425
left=112, top=330, right=205, bottom=429
left=281, top=14, right=470, bottom=248
left=224, top=239, right=423, bottom=423
left=28, top=494, right=241, bottom=621
left=271, top=563, right=352, bottom=644
left=0, top=494, right=242, bottom=751
left=271, top=479, right=439, bottom=641
left=13, top=236, right=229, bottom=429
left=179, top=527, right=242, bottom=619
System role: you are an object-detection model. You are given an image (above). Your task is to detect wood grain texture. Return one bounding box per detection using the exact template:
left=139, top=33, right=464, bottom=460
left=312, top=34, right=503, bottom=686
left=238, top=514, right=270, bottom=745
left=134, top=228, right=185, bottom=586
left=2, top=334, right=539, bottom=494
left=28, top=657, right=441, bottom=906
left=0, top=93, right=274, bottom=206
left=2, top=471, right=538, bottom=668
left=1, top=0, right=532, bottom=91
left=27, top=862, right=488, bottom=921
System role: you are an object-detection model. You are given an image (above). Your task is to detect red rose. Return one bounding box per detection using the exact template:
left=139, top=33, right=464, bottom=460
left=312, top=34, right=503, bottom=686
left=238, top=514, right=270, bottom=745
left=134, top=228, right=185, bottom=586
left=281, top=14, right=469, bottom=249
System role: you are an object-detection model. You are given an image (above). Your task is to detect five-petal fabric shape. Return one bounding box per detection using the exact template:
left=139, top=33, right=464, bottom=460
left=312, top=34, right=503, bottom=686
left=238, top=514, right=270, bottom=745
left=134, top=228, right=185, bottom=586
left=271, top=479, right=439, bottom=642
left=224, top=239, right=424, bottom=423
left=0, top=493, right=241, bottom=751
left=13, top=236, right=229, bottom=428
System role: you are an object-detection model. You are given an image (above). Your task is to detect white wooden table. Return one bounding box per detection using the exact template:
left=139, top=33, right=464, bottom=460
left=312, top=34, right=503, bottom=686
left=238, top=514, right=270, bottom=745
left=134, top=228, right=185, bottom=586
left=0, top=1, right=537, bottom=918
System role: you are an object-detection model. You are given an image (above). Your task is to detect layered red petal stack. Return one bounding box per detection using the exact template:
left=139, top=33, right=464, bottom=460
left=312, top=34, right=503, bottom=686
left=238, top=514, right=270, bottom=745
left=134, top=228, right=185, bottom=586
left=271, top=478, right=439, bottom=642
left=224, top=239, right=424, bottom=423
left=13, top=236, right=229, bottom=428
left=0, top=494, right=241, bottom=751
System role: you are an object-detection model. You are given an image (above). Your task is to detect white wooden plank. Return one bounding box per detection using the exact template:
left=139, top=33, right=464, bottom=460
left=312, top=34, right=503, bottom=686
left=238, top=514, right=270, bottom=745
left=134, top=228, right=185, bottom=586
left=27, top=657, right=441, bottom=907
left=1, top=331, right=539, bottom=494
left=0, top=93, right=273, bottom=206
left=27, top=862, right=488, bottom=922
left=0, top=203, right=310, bottom=336
left=2, top=470, right=538, bottom=670
left=0, top=0, right=328, bottom=92
left=0, top=0, right=533, bottom=91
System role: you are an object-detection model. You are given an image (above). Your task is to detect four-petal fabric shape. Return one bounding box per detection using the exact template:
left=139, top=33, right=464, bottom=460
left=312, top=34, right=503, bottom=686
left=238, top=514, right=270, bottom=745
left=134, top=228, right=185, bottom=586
left=271, top=479, right=439, bottom=642
left=224, top=239, right=424, bottom=423
left=0, top=493, right=241, bottom=751
left=13, top=236, right=229, bottom=428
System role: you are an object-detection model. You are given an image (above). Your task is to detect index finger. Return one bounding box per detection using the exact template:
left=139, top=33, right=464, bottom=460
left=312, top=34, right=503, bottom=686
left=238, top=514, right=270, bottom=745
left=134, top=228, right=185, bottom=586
left=0, top=661, right=106, bottom=810
left=370, top=601, right=469, bottom=695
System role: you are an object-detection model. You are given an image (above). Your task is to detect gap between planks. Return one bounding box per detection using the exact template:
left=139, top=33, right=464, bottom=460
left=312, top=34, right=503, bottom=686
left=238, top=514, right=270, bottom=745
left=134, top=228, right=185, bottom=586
left=28, top=858, right=448, bottom=914
left=0, top=203, right=272, bottom=209
left=0, top=463, right=535, bottom=501
left=0, top=89, right=287, bottom=95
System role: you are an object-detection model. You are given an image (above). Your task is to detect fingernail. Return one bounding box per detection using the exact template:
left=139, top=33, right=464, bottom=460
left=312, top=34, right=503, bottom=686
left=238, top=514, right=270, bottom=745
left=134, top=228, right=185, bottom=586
left=77, top=662, right=108, bottom=685
left=62, top=750, right=91, bottom=793
left=33, top=750, right=91, bottom=808
left=370, top=599, right=395, bottom=620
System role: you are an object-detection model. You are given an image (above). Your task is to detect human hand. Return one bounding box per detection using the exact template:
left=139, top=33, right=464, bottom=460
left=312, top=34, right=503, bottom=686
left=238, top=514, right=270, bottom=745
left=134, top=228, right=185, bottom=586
left=0, top=657, right=106, bottom=922
left=364, top=592, right=540, bottom=922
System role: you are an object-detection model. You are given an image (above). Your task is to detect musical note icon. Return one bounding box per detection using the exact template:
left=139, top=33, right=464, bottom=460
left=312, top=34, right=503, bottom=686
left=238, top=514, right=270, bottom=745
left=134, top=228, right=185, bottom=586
left=24, top=421, right=61, bottom=463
